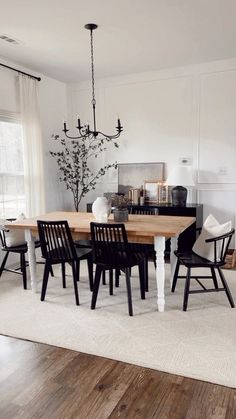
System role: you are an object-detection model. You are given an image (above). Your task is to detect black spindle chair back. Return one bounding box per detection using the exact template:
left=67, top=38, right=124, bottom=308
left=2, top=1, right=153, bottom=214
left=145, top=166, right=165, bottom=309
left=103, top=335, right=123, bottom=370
left=90, top=222, right=131, bottom=269
left=90, top=222, right=146, bottom=316
left=37, top=220, right=77, bottom=263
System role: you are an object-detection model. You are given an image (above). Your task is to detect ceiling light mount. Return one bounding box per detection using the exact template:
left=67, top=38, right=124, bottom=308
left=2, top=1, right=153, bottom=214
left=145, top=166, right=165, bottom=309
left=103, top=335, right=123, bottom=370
left=84, top=23, right=98, bottom=31
left=63, top=23, right=123, bottom=141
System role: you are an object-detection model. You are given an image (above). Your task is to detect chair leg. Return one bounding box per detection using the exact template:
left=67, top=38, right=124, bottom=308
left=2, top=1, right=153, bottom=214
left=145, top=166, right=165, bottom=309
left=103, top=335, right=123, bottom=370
left=109, top=270, right=113, bottom=295
left=171, top=260, right=180, bottom=292
left=145, top=257, right=149, bottom=292
left=102, top=270, right=106, bottom=285
left=41, top=261, right=50, bottom=301
left=153, top=252, right=156, bottom=270
left=211, top=267, right=218, bottom=289
left=183, top=267, right=191, bottom=311
left=91, top=266, right=102, bottom=309
left=115, top=269, right=120, bottom=287
left=76, top=260, right=80, bottom=281
left=62, top=262, right=66, bottom=288
left=20, top=252, right=27, bottom=290
left=71, top=262, right=79, bottom=306
left=0, top=251, right=9, bottom=277
left=49, top=265, right=54, bottom=277
left=87, top=254, right=93, bottom=291
left=125, top=268, right=133, bottom=316
left=217, top=267, right=235, bottom=308
left=138, top=261, right=146, bottom=300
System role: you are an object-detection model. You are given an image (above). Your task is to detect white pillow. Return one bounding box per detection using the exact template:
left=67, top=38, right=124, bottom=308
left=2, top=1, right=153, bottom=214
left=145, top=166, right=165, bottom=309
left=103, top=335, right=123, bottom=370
left=0, top=214, right=26, bottom=247
left=192, top=214, right=232, bottom=262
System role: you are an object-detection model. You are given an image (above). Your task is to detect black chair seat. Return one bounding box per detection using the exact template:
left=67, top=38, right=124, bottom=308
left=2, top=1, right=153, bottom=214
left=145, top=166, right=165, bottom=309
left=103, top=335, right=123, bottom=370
left=47, top=246, right=91, bottom=263
left=2, top=240, right=41, bottom=253
left=74, top=239, right=92, bottom=248
left=174, top=250, right=225, bottom=268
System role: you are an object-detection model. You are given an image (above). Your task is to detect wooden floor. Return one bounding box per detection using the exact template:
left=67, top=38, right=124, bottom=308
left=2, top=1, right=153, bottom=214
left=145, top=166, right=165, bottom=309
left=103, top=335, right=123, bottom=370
left=0, top=335, right=236, bottom=419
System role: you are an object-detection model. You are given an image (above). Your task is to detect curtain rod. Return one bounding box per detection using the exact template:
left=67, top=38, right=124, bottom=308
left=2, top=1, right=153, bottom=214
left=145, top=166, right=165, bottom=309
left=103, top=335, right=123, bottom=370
left=0, top=63, right=41, bottom=81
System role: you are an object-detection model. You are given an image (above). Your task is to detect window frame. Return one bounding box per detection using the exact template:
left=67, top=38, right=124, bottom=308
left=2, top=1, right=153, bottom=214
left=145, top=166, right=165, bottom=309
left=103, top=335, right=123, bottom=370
left=0, top=110, right=26, bottom=218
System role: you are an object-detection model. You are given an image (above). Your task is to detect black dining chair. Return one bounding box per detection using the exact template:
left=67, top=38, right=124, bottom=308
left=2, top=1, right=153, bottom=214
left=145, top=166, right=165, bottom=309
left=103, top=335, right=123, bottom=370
left=37, top=220, right=93, bottom=305
left=171, top=228, right=235, bottom=311
left=90, top=222, right=146, bottom=316
left=0, top=221, right=42, bottom=289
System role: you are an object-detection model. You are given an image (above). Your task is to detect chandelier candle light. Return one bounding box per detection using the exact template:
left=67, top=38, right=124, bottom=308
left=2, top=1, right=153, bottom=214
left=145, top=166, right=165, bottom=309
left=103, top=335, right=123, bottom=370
left=63, top=23, right=123, bottom=141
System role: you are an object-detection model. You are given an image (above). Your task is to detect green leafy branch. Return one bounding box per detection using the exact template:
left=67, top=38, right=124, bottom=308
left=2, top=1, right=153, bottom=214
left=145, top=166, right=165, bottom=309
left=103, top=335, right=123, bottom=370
left=50, top=134, right=119, bottom=211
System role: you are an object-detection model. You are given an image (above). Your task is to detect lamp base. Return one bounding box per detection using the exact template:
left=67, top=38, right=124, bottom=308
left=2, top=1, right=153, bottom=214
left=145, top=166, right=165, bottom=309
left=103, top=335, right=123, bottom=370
left=171, top=186, right=187, bottom=207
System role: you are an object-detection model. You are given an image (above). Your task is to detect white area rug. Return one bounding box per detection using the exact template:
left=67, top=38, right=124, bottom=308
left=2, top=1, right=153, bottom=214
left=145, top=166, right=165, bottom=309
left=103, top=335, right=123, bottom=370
left=0, top=262, right=236, bottom=388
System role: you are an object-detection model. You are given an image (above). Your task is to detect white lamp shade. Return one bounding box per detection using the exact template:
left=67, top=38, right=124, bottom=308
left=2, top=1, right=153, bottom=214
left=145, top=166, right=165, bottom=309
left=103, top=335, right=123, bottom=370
left=166, top=165, right=195, bottom=186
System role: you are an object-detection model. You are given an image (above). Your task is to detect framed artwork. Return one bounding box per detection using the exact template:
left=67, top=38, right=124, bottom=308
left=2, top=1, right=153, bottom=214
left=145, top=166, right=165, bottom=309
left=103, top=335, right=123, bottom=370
left=144, top=181, right=159, bottom=203
left=118, top=162, right=165, bottom=195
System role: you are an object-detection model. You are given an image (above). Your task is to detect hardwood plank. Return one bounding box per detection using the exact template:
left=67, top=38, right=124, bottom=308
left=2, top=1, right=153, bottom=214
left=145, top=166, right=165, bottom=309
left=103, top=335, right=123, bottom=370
left=0, top=335, right=236, bottom=419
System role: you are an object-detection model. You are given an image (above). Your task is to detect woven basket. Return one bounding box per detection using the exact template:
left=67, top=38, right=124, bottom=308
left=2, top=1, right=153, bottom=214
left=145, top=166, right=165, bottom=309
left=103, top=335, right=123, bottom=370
left=224, top=249, right=236, bottom=269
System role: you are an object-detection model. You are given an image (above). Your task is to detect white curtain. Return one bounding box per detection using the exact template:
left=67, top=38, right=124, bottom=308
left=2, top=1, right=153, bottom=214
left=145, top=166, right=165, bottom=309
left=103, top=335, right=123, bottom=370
left=19, top=74, right=45, bottom=217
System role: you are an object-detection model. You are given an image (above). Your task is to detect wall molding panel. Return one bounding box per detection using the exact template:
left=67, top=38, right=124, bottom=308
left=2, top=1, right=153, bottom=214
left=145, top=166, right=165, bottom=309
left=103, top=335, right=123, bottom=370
left=68, top=58, right=236, bottom=219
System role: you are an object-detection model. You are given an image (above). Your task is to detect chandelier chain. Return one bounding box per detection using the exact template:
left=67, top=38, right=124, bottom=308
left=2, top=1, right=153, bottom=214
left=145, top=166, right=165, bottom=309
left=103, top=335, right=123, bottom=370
left=90, top=29, right=96, bottom=105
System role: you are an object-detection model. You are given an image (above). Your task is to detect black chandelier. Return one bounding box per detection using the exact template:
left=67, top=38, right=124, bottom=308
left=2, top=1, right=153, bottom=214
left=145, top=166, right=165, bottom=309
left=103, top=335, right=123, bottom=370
left=63, top=23, right=123, bottom=140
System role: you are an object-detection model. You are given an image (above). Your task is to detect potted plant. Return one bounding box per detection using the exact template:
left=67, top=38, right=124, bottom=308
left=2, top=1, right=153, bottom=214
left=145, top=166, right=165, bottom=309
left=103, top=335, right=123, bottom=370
left=111, top=194, right=130, bottom=222
left=50, top=134, right=118, bottom=211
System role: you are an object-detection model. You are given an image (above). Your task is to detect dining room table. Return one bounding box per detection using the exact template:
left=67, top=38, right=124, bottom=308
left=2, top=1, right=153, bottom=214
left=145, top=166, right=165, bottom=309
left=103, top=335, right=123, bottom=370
left=7, top=211, right=195, bottom=312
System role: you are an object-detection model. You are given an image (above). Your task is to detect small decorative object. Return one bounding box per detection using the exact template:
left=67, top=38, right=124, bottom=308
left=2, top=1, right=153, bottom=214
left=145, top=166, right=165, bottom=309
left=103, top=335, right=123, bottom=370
left=224, top=249, right=236, bottom=269
left=165, top=165, right=195, bottom=206
left=128, top=188, right=140, bottom=205
left=144, top=181, right=159, bottom=203
left=139, top=185, right=144, bottom=205
left=140, top=196, right=145, bottom=205
left=111, top=194, right=130, bottom=222
left=92, top=197, right=110, bottom=223
left=158, top=183, right=169, bottom=203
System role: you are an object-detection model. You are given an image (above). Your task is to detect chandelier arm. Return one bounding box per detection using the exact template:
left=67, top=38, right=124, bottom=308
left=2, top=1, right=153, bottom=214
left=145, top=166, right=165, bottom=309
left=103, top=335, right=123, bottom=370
left=95, top=130, right=122, bottom=140
left=64, top=132, right=85, bottom=140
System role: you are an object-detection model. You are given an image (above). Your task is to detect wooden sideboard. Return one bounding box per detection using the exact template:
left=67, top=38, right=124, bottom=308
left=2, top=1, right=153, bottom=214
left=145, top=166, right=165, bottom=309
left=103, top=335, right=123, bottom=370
left=86, top=202, right=203, bottom=252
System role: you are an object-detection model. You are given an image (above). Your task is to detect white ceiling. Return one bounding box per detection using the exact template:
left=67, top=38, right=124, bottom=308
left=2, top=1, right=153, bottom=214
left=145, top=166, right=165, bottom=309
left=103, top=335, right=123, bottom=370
left=1, top=0, right=236, bottom=83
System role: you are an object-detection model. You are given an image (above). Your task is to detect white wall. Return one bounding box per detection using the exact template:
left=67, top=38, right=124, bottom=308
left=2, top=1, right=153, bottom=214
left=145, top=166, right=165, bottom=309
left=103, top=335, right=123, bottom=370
left=67, top=58, right=236, bottom=245
left=1, top=56, right=235, bottom=241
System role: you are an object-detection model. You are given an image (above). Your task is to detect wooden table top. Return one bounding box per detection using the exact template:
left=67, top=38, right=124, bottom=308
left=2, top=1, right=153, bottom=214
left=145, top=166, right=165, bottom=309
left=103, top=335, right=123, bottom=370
left=7, top=211, right=195, bottom=239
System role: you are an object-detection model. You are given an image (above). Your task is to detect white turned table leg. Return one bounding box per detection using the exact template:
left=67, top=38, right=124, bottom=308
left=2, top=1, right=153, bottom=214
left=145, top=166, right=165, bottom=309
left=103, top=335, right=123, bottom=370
left=154, top=236, right=166, bottom=312
left=25, top=229, right=37, bottom=293
left=170, top=236, right=178, bottom=288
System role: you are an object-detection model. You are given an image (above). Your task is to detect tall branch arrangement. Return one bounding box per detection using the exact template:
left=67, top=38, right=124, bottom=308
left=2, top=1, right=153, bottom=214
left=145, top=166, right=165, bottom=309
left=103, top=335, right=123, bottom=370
left=50, top=134, right=119, bottom=211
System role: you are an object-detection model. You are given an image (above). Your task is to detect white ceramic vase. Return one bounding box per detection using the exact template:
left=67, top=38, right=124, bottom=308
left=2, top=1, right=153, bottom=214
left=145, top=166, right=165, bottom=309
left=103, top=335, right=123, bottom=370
left=92, top=197, right=110, bottom=223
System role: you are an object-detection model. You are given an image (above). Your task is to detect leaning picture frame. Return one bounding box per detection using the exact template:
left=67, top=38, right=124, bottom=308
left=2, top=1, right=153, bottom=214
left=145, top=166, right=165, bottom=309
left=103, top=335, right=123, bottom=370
left=144, top=181, right=159, bottom=203
left=118, top=162, right=165, bottom=195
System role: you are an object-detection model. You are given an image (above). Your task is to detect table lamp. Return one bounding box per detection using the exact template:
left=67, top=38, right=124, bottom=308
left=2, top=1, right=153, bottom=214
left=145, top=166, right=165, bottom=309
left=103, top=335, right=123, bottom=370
left=166, top=165, right=195, bottom=206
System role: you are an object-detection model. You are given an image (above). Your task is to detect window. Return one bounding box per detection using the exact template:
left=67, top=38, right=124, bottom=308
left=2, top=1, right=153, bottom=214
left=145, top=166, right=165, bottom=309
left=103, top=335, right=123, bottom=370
left=0, top=113, right=26, bottom=218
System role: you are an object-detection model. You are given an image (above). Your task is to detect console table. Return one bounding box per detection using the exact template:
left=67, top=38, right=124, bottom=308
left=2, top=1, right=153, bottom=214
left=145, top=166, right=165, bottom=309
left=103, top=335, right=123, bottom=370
left=87, top=203, right=203, bottom=252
